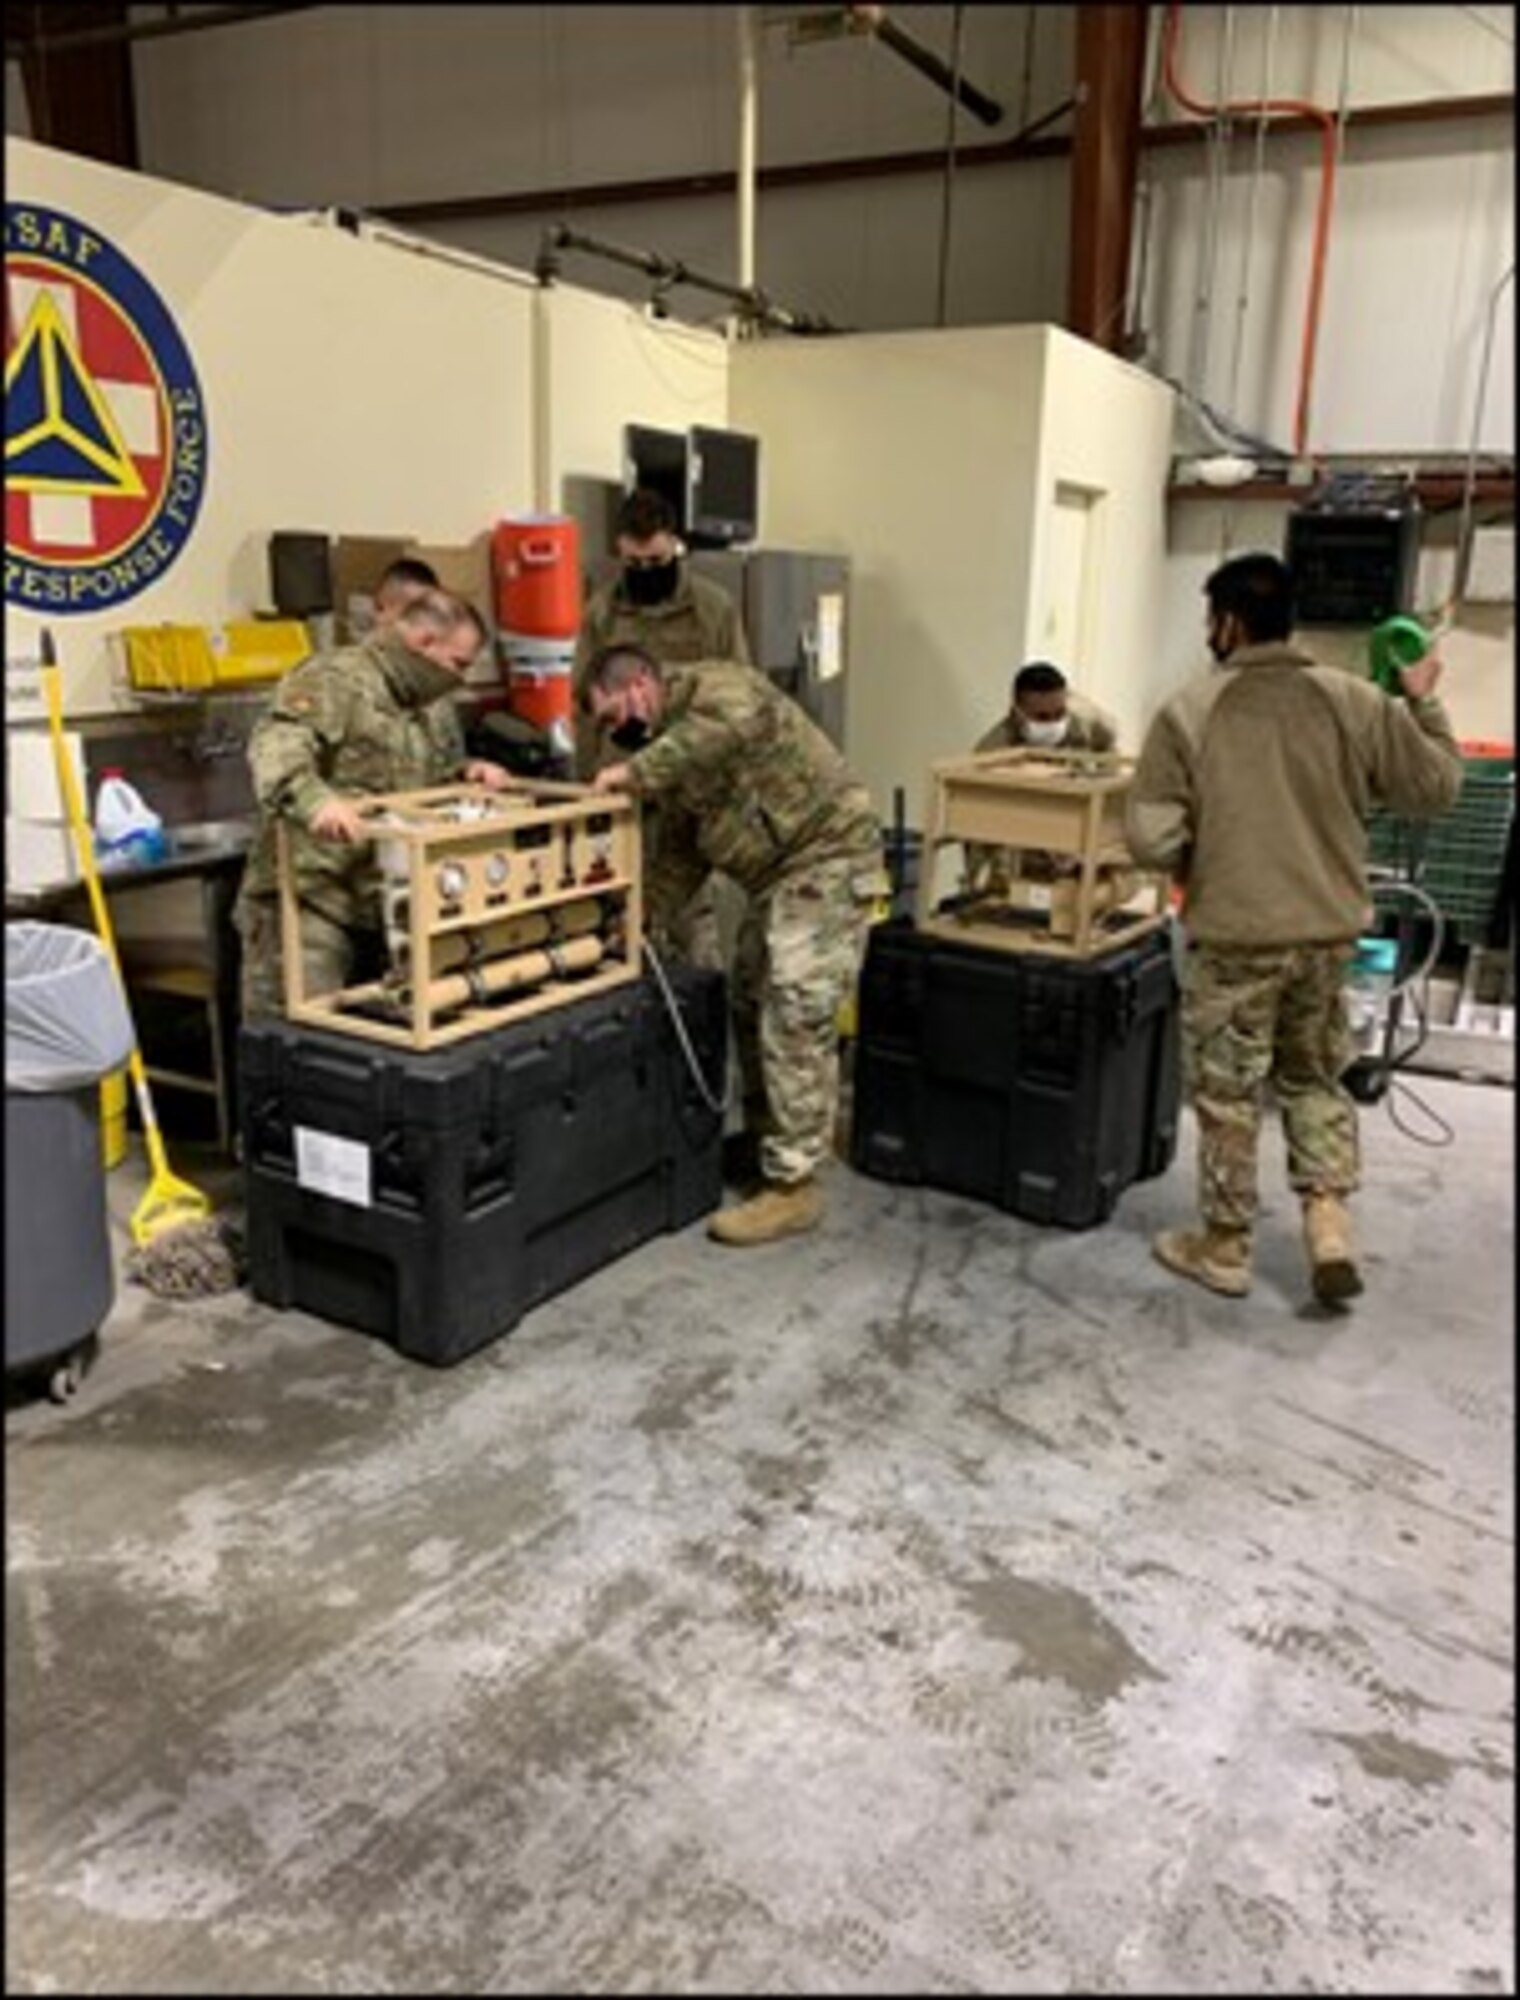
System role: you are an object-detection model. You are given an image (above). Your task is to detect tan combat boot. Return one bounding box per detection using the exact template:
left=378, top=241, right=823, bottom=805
left=1152, top=1226, right=1253, bottom=1298
left=707, top=1178, right=823, bottom=1247
left=1302, top=1192, right=1363, bottom=1305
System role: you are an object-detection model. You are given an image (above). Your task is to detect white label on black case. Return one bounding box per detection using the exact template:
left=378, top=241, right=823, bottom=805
left=295, top=1126, right=373, bottom=1209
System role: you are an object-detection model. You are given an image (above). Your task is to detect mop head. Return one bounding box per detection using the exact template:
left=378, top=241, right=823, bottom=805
left=124, top=1214, right=247, bottom=1300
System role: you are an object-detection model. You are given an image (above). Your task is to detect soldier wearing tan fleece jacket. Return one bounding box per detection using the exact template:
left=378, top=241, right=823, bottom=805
left=1126, top=551, right=1462, bottom=1309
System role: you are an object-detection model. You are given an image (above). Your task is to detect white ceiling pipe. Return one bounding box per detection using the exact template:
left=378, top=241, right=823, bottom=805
left=737, top=6, right=761, bottom=301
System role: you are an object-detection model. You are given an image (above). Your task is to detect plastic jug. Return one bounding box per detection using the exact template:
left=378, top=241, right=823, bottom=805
left=94, top=769, right=168, bottom=869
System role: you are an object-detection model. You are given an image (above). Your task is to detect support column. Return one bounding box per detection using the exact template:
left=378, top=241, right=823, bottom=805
left=1067, top=3, right=1149, bottom=352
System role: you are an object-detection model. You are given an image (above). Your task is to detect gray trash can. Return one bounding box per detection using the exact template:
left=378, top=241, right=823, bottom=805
left=5, top=923, right=136, bottom=1401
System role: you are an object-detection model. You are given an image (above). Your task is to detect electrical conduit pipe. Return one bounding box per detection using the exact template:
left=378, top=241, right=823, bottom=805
left=1162, top=0, right=1340, bottom=459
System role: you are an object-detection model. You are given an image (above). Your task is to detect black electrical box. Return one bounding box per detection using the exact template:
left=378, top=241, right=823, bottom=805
left=1284, top=505, right=1421, bottom=624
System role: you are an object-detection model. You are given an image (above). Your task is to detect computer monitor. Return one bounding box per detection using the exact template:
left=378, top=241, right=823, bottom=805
left=623, top=424, right=689, bottom=536
left=688, top=426, right=759, bottom=548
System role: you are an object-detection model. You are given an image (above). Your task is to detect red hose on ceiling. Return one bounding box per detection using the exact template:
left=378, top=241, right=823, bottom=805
left=1161, top=0, right=1339, bottom=459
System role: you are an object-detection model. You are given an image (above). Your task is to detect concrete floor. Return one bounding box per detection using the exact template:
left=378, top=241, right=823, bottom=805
left=5, top=1075, right=1514, bottom=1995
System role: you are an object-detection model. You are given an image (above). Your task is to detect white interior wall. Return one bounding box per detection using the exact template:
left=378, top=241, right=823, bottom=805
left=728, top=325, right=1173, bottom=831
left=537, top=282, right=730, bottom=562
left=731, top=325, right=1047, bottom=825
left=1026, top=329, right=1176, bottom=747
left=6, top=138, right=537, bottom=716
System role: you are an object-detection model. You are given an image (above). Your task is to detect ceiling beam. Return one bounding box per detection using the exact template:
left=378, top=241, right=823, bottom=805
left=372, top=90, right=1513, bottom=230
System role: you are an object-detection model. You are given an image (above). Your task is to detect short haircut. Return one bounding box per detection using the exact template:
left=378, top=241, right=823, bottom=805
left=1013, top=661, right=1068, bottom=701
left=616, top=488, right=679, bottom=542
left=583, top=641, right=662, bottom=702
left=377, top=557, right=440, bottom=595
left=396, top=587, right=485, bottom=642
left=1205, top=552, right=1295, bottom=643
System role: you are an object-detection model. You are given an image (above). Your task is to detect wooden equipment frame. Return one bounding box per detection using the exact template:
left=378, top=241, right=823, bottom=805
left=917, top=745, right=1169, bottom=960
left=278, top=777, right=642, bottom=1049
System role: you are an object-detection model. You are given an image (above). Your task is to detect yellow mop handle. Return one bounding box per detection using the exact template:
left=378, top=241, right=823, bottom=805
left=40, top=650, right=174, bottom=1182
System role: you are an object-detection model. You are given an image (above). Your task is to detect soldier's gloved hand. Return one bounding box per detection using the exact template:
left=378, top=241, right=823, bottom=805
left=462, top=759, right=511, bottom=792
left=309, top=798, right=366, bottom=843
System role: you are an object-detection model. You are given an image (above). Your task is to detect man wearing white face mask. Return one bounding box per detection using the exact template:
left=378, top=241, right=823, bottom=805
left=974, top=660, right=1118, bottom=756
left=965, top=661, right=1119, bottom=893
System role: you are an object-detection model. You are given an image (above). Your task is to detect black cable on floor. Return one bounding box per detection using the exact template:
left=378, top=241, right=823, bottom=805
left=1381, top=985, right=1455, bottom=1147
left=1386, top=1074, right=1456, bottom=1148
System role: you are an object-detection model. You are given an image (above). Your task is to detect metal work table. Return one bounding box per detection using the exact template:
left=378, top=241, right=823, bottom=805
left=6, top=829, right=253, bottom=1155
left=4, top=834, right=252, bottom=917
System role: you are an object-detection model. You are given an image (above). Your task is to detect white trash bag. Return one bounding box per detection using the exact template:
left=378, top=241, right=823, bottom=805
left=5, top=922, right=136, bottom=1093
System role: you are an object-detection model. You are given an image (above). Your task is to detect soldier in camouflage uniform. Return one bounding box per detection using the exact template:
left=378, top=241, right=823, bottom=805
left=573, top=488, right=752, bottom=774
left=235, top=590, right=509, bottom=1019
left=1127, top=553, right=1462, bottom=1306
left=586, top=643, right=882, bottom=1246
left=573, top=488, right=752, bottom=974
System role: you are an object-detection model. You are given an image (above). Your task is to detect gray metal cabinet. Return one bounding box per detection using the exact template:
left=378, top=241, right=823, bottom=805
left=736, top=549, right=850, bottom=750
left=592, top=548, right=852, bottom=750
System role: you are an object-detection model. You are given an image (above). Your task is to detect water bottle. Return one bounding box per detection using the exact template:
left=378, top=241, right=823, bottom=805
left=94, top=769, right=168, bottom=869
left=1346, top=936, right=1398, bottom=1051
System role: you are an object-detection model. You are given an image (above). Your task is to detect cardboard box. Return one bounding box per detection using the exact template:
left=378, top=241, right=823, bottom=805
left=330, top=535, right=413, bottom=643
left=7, top=727, right=85, bottom=821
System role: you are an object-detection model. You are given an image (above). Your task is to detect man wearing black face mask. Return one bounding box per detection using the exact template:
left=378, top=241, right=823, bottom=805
left=1126, top=552, right=1461, bottom=1309
left=235, top=590, right=510, bottom=1019
left=573, top=487, right=755, bottom=995
left=572, top=488, right=750, bottom=782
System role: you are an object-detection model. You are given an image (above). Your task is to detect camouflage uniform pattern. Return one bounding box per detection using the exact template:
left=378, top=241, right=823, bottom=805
left=236, top=898, right=387, bottom=1022
left=235, top=632, right=467, bottom=1018
left=574, top=564, right=752, bottom=969
left=572, top=566, right=751, bottom=780
left=623, top=659, right=883, bottom=1184
left=730, top=859, right=875, bottom=1183
left=1183, top=941, right=1360, bottom=1231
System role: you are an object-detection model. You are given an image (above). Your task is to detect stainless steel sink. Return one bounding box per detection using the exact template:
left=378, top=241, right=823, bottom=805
left=170, top=817, right=256, bottom=852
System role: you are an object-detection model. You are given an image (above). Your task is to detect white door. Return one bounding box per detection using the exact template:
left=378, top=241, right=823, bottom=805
left=1040, top=481, right=1106, bottom=680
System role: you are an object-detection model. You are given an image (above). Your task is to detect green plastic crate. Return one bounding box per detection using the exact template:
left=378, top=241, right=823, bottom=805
left=1367, top=755, right=1513, bottom=943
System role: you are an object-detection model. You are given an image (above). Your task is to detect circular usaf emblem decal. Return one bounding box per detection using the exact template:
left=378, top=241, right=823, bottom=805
left=5, top=202, right=209, bottom=613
